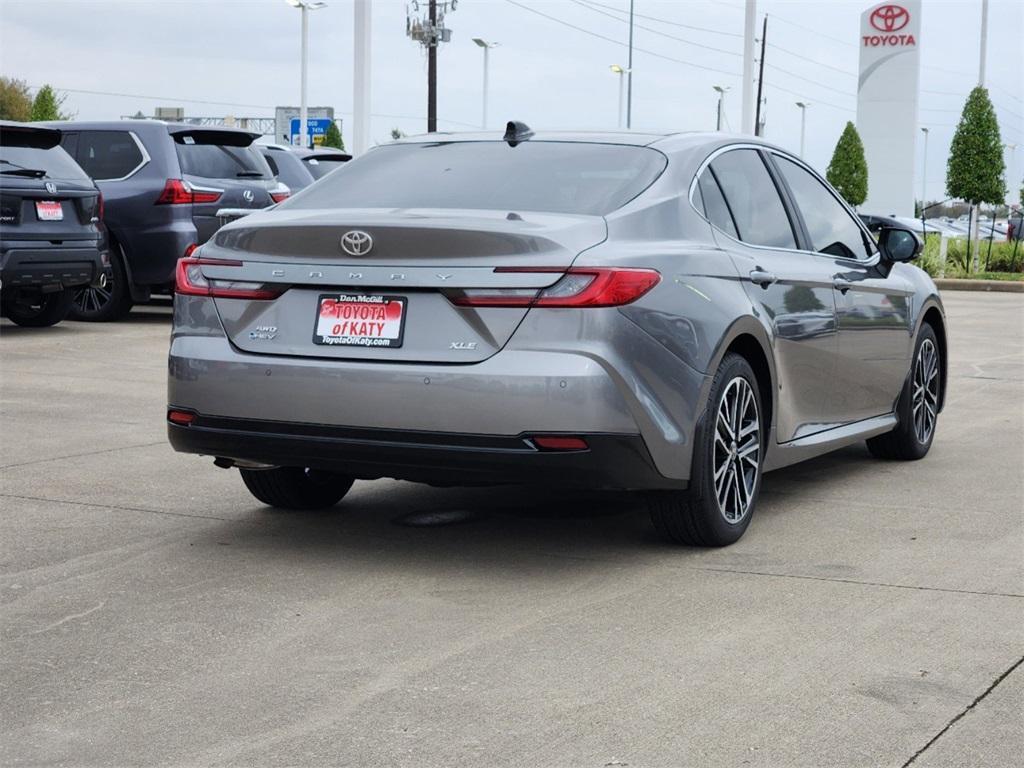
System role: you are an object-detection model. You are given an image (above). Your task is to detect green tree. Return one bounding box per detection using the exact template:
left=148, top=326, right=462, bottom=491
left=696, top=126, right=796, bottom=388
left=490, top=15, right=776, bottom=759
left=30, top=84, right=70, bottom=121
left=321, top=121, right=345, bottom=150
left=946, top=86, right=1005, bottom=271
left=826, top=122, right=868, bottom=207
left=0, top=76, right=33, bottom=121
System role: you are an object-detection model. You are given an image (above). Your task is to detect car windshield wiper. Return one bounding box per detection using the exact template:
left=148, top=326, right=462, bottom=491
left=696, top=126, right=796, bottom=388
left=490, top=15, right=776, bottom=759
left=0, top=168, right=47, bottom=177
left=236, top=171, right=265, bottom=178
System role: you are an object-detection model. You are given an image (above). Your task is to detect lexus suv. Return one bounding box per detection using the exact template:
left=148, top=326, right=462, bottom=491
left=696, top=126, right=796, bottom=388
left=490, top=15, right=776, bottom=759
left=1, top=122, right=105, bottom=327
left=167, top=126, right=946, bottom=546
left=45, top=121, right=289, bottom=320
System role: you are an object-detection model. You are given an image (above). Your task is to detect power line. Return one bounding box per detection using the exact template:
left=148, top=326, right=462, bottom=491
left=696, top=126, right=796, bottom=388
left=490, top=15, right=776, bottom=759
left=766, top=63, right=856, bottom=98
left=769, top=13, right=857, bottom=50
left=574, top=0, right=742, bottom=38
left=503, top=0, right=740, bottom=79
left=763, top=81, right=855, bottom=114
left=766, top=42, right=856, bottom=78
left=567, top=0, right=741, bottom=58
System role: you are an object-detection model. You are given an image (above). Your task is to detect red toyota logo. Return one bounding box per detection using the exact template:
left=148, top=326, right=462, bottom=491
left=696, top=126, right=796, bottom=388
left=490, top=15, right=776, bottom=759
left=870, top=4, right=910, bottom=32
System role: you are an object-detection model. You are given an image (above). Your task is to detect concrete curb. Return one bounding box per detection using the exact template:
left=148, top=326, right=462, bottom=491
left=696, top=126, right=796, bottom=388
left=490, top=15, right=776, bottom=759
left=934, top=278, right=1024, bottom=293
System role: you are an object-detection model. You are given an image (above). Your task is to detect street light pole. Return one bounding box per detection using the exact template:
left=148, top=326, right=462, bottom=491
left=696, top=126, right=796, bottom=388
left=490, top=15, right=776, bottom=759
left=714, top=86, right=729, bottom=131
left=626, top=0, right=634, bottom=129
left=473, top=39, right=498, bottom=130
left=796, top=102, right=809, bottom=158
left=920, top=127, right=929, bottom=212
left=286, top=0, right=326, bottom=149
left=741, top=0, right=757, bottom=134
left=611, top=65, right=628, bottom=129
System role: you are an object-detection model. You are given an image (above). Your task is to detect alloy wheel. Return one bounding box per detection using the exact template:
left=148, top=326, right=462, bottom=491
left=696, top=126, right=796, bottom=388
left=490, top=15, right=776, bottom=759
left=912, top=338, right=939, bottom=444
left=74, top=282, right=114, bottom=316
left=713, top=376, right=761, bottom=524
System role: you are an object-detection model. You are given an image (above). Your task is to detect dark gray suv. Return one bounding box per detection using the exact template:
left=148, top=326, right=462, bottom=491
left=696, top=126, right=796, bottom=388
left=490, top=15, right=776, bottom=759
left=47, top=121, right=289, bottom=320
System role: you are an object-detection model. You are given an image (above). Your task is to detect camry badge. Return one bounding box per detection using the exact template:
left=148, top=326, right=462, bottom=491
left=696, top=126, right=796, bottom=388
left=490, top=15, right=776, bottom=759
left=341, top=230, right=373, bottom=256
left=45, top=182, right=57, bottom=194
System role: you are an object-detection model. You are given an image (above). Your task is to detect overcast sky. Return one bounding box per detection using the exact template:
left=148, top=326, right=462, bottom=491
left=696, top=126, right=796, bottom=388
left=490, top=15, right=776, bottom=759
left=1, top=0, right=1020, bottom=203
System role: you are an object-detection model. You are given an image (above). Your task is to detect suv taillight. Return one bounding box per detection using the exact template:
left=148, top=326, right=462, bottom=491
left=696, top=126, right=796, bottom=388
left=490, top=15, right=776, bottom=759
left=175, top=255, right=283, bottom=300
left=269, top=182, right=290, bottom=204
left=156, top=179, right=223, bottom=205
left=448, top=268, right=661, bottom=308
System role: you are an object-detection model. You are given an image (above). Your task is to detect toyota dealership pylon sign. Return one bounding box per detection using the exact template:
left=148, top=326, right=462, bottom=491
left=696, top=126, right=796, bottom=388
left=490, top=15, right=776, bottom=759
left=856, top=1, right=922, bottom=217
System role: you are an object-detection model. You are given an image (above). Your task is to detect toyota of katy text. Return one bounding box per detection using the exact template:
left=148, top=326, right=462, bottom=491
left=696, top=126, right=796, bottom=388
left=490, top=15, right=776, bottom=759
left=167, top=125, right=947, bottom=546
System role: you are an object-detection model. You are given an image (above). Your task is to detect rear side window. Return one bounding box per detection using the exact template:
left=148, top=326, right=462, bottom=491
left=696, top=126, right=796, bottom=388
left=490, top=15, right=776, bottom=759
left=176, top=141, right=271, bottom=180
left=287, top=141, right=668, bottom=215
left=696, top=168, right=739, bottom=240
left=76, top=131, right=145, bottom=180
left=709, top=149, right=796, bottom=249
left=774, top=156, right=873, bottom=260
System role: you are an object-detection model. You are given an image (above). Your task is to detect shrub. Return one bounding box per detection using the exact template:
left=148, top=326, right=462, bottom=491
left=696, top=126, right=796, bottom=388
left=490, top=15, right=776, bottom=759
left=826, top=122, right=868, bottom=207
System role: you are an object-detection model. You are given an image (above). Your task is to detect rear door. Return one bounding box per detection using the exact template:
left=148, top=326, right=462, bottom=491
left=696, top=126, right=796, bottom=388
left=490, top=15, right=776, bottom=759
left=770, top=153, right=914, bottom=423
left=698, top=147, right=840, bottom=442
left=171, top=129, right=276, bottom=244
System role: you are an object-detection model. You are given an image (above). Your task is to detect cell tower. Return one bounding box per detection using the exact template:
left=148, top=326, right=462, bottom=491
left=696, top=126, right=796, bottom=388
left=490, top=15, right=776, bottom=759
left=406, top=0, right=457, bottom=133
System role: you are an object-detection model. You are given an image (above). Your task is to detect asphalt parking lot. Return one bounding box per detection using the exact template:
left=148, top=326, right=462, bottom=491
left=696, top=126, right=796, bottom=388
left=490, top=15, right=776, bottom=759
left=1, top=292, right=1022, bottom=767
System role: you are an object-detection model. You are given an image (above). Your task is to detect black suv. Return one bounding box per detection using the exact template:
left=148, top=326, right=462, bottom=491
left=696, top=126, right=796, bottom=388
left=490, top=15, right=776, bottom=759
left=47, top=121, right=289, bottom=320
left=1, top=122, right=105, bottom=327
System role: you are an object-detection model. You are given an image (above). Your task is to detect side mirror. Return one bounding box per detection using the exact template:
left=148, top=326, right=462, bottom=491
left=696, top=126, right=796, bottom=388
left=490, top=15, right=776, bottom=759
left=878, top=226, right=922, bottom=263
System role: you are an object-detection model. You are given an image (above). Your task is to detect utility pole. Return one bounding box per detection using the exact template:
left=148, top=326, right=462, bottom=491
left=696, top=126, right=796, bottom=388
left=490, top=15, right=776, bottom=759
left=285, top=1, right=327, bottom=148
left=741, top=0, right=757, bottom=134
left=796, top=102, right=809, bottom=157
left=407, top=0, right=455, bottom=134
left=626, top=0, right=635, bottom=129
left=754, top=16, right=766, bottom=137
left=352, top=0, right=371, bottom=155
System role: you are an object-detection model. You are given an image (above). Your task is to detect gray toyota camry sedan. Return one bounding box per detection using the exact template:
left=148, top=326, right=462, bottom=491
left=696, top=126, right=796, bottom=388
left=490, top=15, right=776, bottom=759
left=167, top=123, right=946, bottom=546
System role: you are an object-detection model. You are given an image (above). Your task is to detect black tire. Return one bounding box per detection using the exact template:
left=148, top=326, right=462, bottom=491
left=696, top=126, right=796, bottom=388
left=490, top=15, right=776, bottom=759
left=240, top=466, right=354, bottom=510
left=648, top=352, right=764, bottom=547
left=3, top=289, right=74, bottom=327
left=69, top=243, right=133, bottom=322
left=867, top=323, right=940, bottom=461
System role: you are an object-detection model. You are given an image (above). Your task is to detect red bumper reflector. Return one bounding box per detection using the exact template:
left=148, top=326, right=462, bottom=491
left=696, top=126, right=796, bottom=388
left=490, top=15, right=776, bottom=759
left=168, top=410, right=196, bottom=425
left=531, top=436, right=589, bottom=451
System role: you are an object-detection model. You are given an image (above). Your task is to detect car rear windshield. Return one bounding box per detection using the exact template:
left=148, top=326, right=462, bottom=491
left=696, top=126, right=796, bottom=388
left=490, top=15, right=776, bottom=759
left=0, top=144, right=90, bottom=182
left=175, top=139, right=272, bottom=180
left=286, top=141, right=668, bottom=215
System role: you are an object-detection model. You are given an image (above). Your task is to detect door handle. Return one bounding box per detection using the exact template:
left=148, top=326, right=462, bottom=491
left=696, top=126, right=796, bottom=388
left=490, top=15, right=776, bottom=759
left=832, top=277, right=852, bottom=293
left=749, top=269, right=778, bottom=287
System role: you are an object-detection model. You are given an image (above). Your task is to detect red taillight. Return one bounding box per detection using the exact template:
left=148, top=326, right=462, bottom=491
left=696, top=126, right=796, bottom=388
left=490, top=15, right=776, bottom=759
left=531, top=436, right=590, bottom=451
left=269, top=183, right=290, bottom=204
left=449, top=267, right=661, bottom=308
left=167, top=410, right=196, bottom=425
left=175, top=256, right=282, bottom=300
left=155, top=179, right=223, bottom=205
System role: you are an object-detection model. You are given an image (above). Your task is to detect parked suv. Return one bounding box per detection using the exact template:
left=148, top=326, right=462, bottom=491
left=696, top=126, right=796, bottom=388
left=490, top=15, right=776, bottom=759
left=46, top=121, right=289, bottom=320
left=1, top=122, right=105, bottom=327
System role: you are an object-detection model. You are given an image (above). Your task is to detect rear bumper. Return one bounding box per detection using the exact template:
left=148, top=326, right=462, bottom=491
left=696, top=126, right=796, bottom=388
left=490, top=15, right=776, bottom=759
left=168, top=414, right=685, bottom=490
left=1, top=242, right=102, bottom=290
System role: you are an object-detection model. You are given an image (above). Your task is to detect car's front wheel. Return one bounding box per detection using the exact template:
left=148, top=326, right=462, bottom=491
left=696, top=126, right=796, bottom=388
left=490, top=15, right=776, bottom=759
left=3, top=288, right=75, bottom=327
left=239, top=466, right=354, bottom=510
left=648, top=352, right=763, bottom=546
left=867, top=323, right=941, bottom=460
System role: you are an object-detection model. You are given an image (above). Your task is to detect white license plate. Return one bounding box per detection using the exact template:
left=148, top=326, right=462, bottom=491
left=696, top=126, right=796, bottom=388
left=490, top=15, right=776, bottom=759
left=35, top=201, right=63, bottom=221
left=313, top=294, right=406, bottom=347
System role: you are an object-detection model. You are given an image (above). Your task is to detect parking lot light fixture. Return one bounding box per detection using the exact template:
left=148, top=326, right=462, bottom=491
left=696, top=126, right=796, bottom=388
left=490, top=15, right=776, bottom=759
left=286, top=0, right=327, bottom=150
left=610, top=65, right=629, bottom=129
left=473, top=39, right=499, bottom=130
left=796, top=102, right=810, bottom=158
left=713, top=85, right=729, bottom=131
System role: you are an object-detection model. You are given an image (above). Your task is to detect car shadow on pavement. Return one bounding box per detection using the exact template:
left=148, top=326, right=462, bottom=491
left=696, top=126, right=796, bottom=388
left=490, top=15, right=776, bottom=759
left=182, top=443, right=882, bottom=574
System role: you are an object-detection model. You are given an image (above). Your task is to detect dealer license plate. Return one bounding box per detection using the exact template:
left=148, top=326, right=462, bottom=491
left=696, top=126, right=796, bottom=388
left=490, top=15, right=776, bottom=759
left=35, top=201, right=63, bottom=221
left=313, top=294, right=406, bottom=348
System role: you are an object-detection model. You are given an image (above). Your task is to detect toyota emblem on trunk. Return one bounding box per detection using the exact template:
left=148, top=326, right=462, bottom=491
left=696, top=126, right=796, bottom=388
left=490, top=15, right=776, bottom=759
left=341, top=230, right=373, bottom=256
